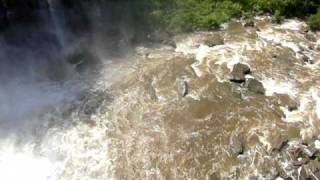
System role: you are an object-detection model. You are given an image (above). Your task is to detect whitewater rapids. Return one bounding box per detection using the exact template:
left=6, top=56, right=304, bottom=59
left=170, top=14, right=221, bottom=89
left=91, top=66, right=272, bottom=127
left=0, top=17, right=320, bottom=179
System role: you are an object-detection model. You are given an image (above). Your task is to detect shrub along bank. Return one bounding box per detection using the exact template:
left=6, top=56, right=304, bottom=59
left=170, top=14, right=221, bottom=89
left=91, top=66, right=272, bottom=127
left=147, top=0, right=320, bottom=32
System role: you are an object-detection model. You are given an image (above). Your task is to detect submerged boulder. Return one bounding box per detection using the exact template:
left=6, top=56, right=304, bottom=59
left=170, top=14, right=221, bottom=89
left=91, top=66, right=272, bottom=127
left=243, top=19, right=255, bottom=27
left=229, top=134, right=244, bottom=157
left=305, top=32, right=317, bottom=42
left=230, top=63, right=251, bottom=83
left=246, top=79, right=265, bottom=95
left=270, top=134, right=288, bottom=152
left=203, top=34, right=224, bottom=47
left=67, top=43, right=100, bottom=72
left=300, top=54, right=314, bottom=64
left=147, top=30, right=176, bottom=48
left=275, top=94, right=298, bottom=111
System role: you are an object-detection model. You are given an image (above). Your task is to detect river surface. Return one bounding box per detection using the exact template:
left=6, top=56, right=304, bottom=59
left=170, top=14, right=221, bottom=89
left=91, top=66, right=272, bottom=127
left=0, top=17, right=319, bottom=179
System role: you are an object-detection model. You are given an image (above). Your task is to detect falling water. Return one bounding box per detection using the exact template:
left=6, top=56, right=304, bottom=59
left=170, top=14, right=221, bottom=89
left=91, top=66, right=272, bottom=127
left=47, top=0, right=69, bottom=49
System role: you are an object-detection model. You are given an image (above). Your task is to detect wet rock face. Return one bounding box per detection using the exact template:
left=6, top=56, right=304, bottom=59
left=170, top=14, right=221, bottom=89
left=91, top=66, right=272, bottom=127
left=230, top=63, right=251, bottom=83
left=246, top=79, right=265, bottom=95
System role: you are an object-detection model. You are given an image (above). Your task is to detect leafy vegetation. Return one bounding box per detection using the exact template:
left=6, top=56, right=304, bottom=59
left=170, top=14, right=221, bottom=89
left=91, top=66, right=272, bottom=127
left=308, top=8, right=320, bottom=31
left=2, top=0, right=320, bottom=32
left=146, top=0, right=320, bottom=32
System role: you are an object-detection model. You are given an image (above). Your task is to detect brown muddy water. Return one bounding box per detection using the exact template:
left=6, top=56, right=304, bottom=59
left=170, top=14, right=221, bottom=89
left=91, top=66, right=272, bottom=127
left=1, top=17, right=320, bottom=180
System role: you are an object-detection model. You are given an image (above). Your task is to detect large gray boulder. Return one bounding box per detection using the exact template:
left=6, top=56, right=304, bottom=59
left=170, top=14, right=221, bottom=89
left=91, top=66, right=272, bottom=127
left=246, top=79, right=265, bottom=95
left=230, top=63, right=251, bottom=83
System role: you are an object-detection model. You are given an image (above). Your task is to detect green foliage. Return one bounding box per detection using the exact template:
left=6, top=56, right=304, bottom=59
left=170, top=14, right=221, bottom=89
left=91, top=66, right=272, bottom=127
left=274, top=10, right=284, bottom=23
left=315, top=153, right=320, bottom=161
left=308, top=9, right=320, bottom=31
left=146, top=0, right=320, bottom=32
left=150, top=0, right=242, bottom=32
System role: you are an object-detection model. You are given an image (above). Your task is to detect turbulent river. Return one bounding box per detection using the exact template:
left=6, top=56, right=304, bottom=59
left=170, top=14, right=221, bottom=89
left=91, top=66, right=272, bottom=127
left=0, top=17, right=320, bottom=179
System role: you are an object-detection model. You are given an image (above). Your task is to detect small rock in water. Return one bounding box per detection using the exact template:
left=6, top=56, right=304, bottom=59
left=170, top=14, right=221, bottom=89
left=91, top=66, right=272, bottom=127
left=275, top=94, right=299, bottom=111
left=163, top=39, right=177, bottom=48
left=271, top=134, right=288, bottom=152
left=148, top=85, right=158, bottom=101
left=230, top=63, right=251, bottom=83
left=301, top=54, right=314, bottom=64
left=229, top=134, right=244, bottom=156
left=177, top=80, right=188, bottom=97
left=292, top=158, right=309, bottom=167
left=148, top=30, right=171, bottom=43
left=309, top=45, right=315, bottom=50
left=302, top=143, right=319, bottom=158
left=203, top=34, right=224, bottom=47
left=248, top=176, right=259, bottom=180
left=246, top=79, right=265, bottom=95
left=243, top=19, right=255, bottom=27
left=148, top=30, right=176, bottom=48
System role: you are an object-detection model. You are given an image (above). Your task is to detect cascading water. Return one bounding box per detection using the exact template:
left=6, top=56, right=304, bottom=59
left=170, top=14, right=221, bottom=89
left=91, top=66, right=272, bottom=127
left=0, top=1, right=320, bottom=178
left=47, top=0, right=70, bottom=49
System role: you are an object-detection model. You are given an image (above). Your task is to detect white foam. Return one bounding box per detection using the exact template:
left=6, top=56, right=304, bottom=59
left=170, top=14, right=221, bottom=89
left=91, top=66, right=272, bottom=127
left=220, top=22, right=229, bottom=30
left=195, top=44, right=211, bottom=61
left=0, top=141, right=57, bottom=180
left=261, top=79, right=296, bottom=97
left=279, top=20, right=305, bottom=31
left=175, top=39, right=197, bottom=55
left=281, top=108, right=302, bottom=123
left=311, top=88, right=320, bottom=119
left=258, top=29, right=302, bottom=54
left=315, top=140, right=320, bottom=150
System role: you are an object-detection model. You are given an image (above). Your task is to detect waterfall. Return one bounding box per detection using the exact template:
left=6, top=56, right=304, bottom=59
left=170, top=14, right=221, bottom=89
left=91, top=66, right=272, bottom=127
left=47, top=0, right=69, bottom=49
